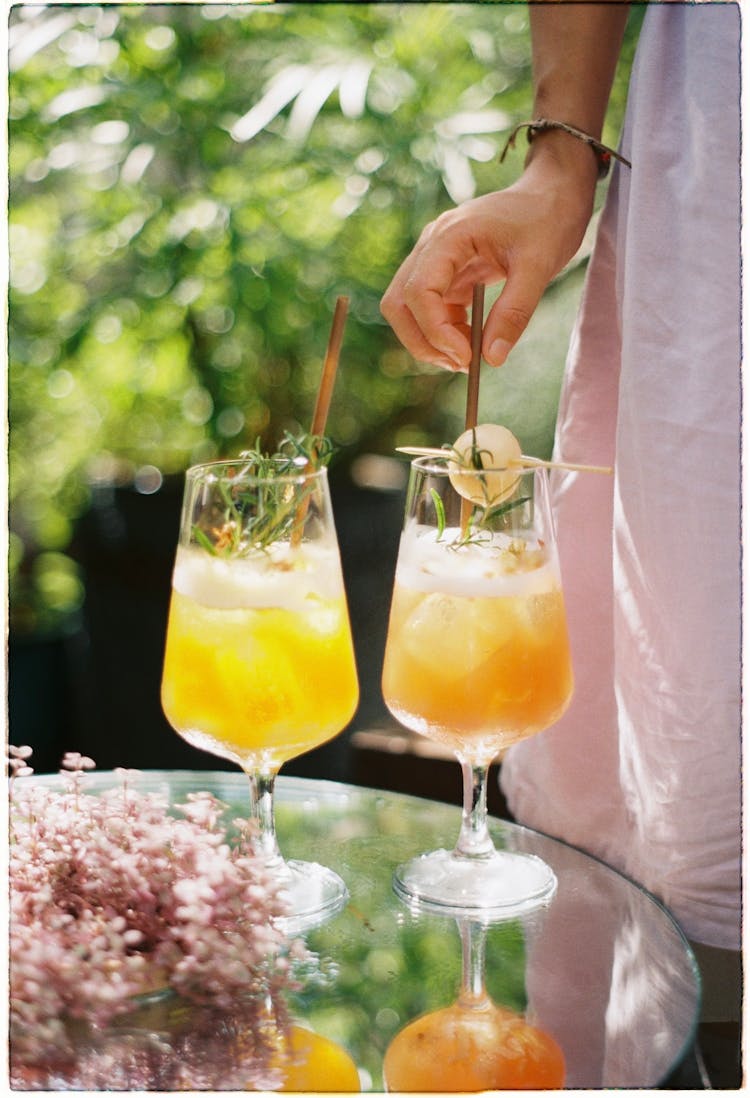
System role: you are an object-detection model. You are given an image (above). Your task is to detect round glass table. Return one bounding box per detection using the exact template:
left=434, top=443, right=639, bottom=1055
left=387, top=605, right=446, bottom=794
left=18, top=770, right=700, bottom=1090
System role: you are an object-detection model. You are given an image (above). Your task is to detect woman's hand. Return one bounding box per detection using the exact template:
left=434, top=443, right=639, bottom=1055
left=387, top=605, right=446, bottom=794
left=380, top=144, right=598, bottom=371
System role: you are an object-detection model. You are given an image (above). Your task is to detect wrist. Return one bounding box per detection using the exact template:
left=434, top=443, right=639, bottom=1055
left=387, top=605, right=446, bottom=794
left=501, top=117, right=630, bottom=185
left=510, top=141, right=598, bottom=256
left=530, top=121, right=620, bottom=180
left=522, top=133, right=599, bottom=211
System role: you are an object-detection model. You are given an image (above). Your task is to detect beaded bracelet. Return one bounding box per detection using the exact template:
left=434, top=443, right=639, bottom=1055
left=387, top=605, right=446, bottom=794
left=500, top=118, right=632, bottom=180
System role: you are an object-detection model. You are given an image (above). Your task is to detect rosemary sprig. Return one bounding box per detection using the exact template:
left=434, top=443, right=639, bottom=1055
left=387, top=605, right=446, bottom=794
left=483, top=495, right=531, bottom=525
left=441, top=496, right=530, bottom=550
left=193, top=432, right=336, bottom=557
left=430, top=488, right=446, bottom=540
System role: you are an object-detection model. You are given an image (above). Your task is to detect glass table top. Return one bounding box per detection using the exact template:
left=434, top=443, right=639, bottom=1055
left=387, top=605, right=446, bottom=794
left=22, top=769, right=700, bottom=1090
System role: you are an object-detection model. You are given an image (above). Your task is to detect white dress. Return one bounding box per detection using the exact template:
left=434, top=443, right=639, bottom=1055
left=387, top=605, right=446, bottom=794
left=500, top=1, right=742, bottom=951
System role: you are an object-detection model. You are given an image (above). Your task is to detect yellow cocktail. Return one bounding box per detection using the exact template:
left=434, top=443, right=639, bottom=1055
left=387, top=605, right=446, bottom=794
left=161, top=456, right=358, bottom=929
left=266, top=1024, right=360, bottom=1092
left=162, top=544, right=358, bottom=769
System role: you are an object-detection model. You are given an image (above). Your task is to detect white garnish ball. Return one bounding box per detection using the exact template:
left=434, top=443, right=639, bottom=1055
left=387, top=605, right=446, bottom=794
left=448, top=423, right=522, bottom=507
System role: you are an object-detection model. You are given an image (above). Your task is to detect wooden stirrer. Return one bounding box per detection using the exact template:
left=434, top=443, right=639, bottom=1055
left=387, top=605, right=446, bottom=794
left=292, top=295, right=349, bottom=543
left=460, top=283, right=485, bottom=534
left=309, top=295, right=349, bottom=441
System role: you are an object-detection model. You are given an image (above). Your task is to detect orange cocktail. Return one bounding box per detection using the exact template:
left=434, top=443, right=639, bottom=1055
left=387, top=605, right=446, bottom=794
left=383, top=914, right=565, bottom=1091
left=162, top=542, right=358, bottom=769
left=381, top=458, right=572, bottom=915
left=383, top=999, right=565, bottom=1092
left=382, top=532, right=572, bottom=760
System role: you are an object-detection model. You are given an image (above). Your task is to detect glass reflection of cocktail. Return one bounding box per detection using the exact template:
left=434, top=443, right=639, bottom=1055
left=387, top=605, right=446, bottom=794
left=382, top=458, right=572, bottom=914
left=383, top=919, right=565, bottom=1092
left=267, top=1025, right=360, bottom=1092
left=162, top=457, right=359, bottom=929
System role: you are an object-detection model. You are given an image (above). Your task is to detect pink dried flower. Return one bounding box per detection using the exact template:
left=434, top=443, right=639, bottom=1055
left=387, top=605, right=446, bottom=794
left=8, top=748, right=300, bottom=1090
left=61, top=751, right=96, bottom=771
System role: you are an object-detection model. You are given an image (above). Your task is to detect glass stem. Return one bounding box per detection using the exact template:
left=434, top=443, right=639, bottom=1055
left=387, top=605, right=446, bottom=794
left=458, top=918, right=490, bottom=1008
left=246, top=768, right=284, bottom=868
left=455, top=759, right=495, bottom=859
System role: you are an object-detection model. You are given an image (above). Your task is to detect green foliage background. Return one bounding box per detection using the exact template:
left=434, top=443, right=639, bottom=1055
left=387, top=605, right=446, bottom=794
left=9, top=2, right=641, bottom=635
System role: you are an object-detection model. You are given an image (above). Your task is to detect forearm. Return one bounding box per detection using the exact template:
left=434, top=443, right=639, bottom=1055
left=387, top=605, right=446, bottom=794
left=531, top=2, right=630, bottom=136
left=380, top=3, right=633, bottom=369
left=518, top=4, right=636, bottom=226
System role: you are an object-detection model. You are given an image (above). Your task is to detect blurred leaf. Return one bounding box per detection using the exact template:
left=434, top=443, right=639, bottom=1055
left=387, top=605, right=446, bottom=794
left=8, top=2, right=639, bottom=633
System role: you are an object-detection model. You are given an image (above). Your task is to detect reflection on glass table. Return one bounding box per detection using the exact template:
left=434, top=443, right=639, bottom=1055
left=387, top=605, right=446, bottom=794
left=276, top=774, right=698, bottom=1091
left=383, top=916, right=565, bottom=1090
left=22, top=771, right=699, bottom=1091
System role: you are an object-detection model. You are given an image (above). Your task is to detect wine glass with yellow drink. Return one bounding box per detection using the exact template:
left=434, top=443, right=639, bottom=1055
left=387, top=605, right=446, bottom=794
left=161, top=441, right=359, bottom=930
left=382, top=441, right=573, bottom=915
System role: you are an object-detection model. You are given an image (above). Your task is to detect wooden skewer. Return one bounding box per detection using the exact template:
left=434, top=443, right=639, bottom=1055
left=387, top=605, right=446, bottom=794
left=515, top=455, right=613, bottom=475
left=395, top=445, right=613, bottom=476
left=396, top=445, right=457, bottom=457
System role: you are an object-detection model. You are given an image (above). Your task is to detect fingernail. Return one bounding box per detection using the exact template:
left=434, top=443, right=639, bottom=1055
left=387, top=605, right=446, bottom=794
left=436, top=344, right=468, bottom=369
left=487, top=339, right=512, bottom=366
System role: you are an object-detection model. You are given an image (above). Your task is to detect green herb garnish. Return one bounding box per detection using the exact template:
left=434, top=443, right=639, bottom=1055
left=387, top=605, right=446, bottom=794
left=430, top=488, right=446, bottom=540
left=483, top=495, right=531, bottom=525
left=446, top=494, right=531, bottom=550
left=193, top=431, right=336, bottom=557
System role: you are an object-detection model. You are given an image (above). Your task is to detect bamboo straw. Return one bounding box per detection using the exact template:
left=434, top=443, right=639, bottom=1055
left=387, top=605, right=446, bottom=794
left=465, top=283, right=484, bottom=430
left=292, top=295, right=349, bottom=543
left=310, top=295, right=349, bottom=439
left=460, top=284, right=485, bottom=534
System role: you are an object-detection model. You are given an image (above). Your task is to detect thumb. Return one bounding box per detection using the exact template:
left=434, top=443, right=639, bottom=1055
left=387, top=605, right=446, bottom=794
left=482, top=266, right=549, bottom=366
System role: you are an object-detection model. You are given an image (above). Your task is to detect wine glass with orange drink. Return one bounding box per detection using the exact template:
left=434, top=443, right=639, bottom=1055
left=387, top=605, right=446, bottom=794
left=382, top=443, right=573, bottom=915
left=161, top=442, right=359, bottom=930
left=383, top=916, right=565, bottom=1091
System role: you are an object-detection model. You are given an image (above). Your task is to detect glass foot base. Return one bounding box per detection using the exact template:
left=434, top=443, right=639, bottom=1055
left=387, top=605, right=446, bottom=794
left=393, top=848, right=557, bottom=919
left=276, top=859, right=349, bottom=934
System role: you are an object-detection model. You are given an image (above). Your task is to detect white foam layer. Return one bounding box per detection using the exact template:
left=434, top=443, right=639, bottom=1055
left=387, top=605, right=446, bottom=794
left=172, top=543, right=343, bottom=610
left=395, top=525, right=560, bottom=597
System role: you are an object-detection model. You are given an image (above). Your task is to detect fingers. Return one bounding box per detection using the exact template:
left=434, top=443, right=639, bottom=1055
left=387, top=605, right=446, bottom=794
left=381, top=192, right=556, bottom=370
left=444, top=255, right=503, bottom=304
left=381, top=295, right=469, bottom=372
left=383, top=259, right=547, bottom=371
left=382, top=246, right=475, bottom=370
left=481, top=264, right=549, bottom=366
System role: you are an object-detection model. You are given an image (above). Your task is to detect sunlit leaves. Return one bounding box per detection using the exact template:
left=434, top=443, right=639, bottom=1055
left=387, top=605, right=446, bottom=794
left=8, top=2, right=638, bottom=633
